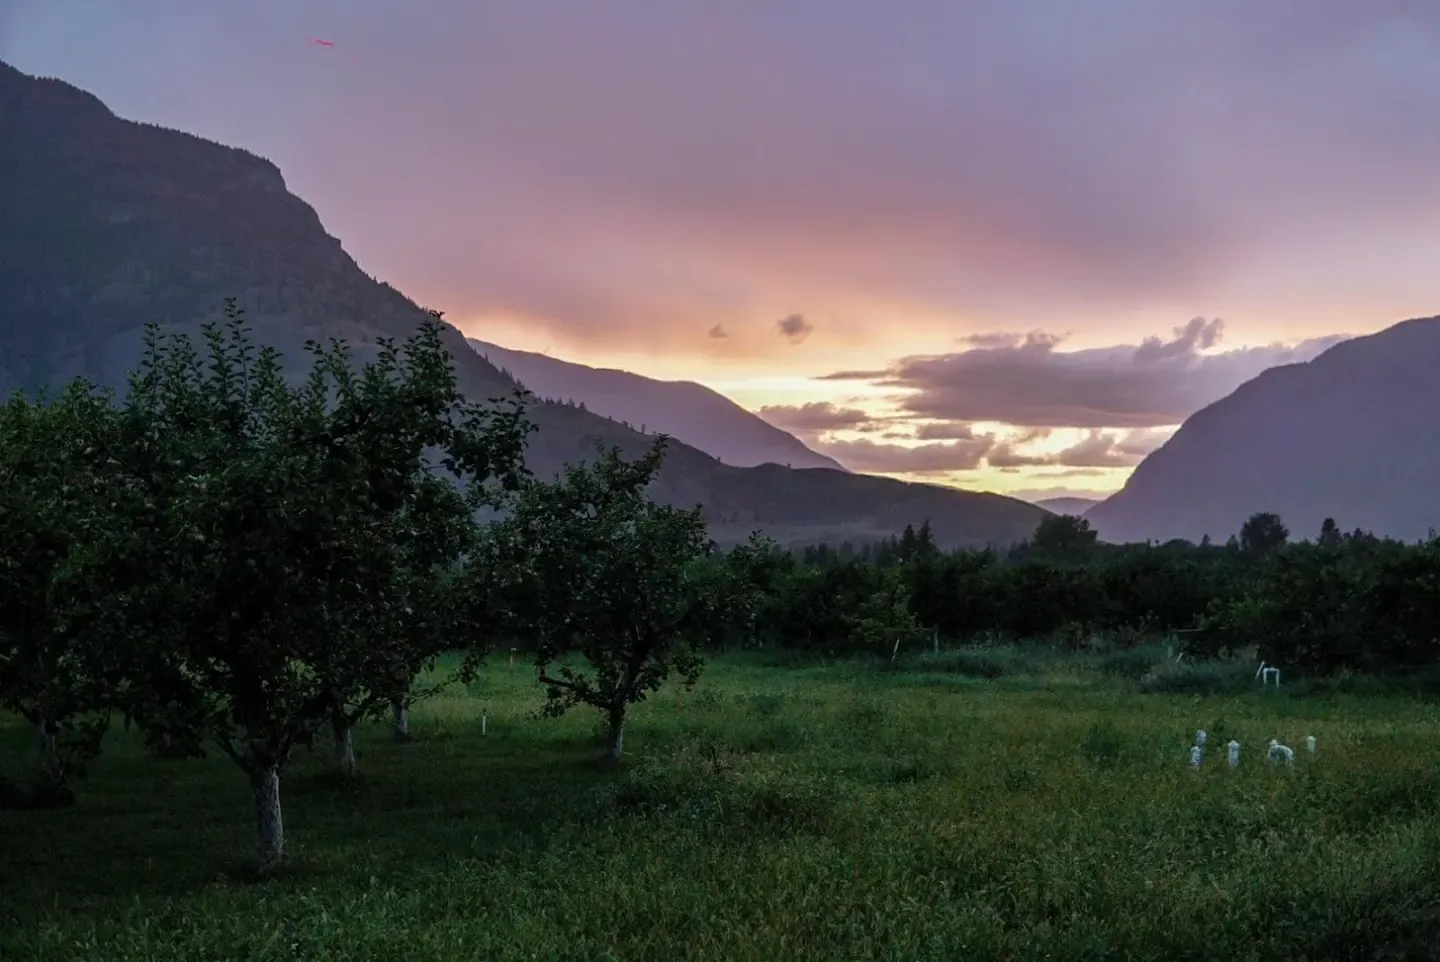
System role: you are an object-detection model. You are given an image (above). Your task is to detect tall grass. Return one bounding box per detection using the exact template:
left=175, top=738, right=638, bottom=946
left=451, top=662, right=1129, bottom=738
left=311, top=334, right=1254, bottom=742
left=2, top=654, right=1438, bottom=961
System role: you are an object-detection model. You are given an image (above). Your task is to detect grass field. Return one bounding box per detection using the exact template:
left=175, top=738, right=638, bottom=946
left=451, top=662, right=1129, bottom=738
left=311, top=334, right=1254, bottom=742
left=3, top=648, right=1440, bottom=961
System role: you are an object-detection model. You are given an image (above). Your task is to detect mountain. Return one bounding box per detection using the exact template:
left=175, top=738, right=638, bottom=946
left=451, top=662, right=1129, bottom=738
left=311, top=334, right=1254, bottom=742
left=467, top=339, right=844, bottom=471
left=0, top=59, right=1047, bottom=549
left=1086, top=316, right=1440, bottom=544
left=1034, top=497, right=1101, bottom=516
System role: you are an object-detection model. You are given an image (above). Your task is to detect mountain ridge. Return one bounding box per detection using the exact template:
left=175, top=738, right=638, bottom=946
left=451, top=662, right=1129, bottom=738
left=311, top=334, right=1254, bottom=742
left=1034, top=497, right=1101, bottom=516
left=0, top=58, right=1047, bottom=549
left=1086, top=315, right=1440, bottom=544
left=467, top=338, right=845, bottom=471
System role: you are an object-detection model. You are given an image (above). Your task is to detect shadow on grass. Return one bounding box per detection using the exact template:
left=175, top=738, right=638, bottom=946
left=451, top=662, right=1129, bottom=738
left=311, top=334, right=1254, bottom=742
left=0, top=716, right=625, bottom=904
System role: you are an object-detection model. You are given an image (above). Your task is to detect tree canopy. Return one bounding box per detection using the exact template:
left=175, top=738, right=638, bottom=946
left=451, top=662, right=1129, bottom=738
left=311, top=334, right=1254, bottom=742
left=1, top=302, right=535, bottom=866
left=476, top=439, right=763, bottom=761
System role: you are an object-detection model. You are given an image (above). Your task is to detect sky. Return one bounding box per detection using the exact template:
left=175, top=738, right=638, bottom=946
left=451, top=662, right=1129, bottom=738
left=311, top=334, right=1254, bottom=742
left=5, top=1, right=1440, bottom=500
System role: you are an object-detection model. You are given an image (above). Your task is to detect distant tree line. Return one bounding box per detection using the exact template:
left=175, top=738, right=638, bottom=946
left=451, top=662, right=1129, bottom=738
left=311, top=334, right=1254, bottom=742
left=739, top=510, right=1440, bottom=679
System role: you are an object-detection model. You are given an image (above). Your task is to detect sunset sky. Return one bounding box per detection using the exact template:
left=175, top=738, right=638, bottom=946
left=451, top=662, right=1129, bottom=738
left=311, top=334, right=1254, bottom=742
left=5, top=1, right=1439, bottom=500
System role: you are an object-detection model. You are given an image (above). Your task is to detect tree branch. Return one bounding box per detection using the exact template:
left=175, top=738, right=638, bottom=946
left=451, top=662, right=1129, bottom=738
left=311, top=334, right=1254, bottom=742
left=213, top=732, right=251, bottom=773
left=536, top=669, right=584, bottom=694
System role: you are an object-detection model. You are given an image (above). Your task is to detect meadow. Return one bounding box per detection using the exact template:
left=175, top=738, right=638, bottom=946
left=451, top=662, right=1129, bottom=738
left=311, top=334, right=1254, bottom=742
left=3, top=648, right=1440, bottom=962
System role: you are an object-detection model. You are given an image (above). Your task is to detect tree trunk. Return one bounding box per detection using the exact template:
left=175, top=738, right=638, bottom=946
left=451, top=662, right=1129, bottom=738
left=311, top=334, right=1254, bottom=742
left=391, top=699, right=410, bottom=741
left=603, top=709, right=626, bottom=763
left=250, top=766, right=284, bottom=871
left=35, top=718, right=60, bottom=782
left=332, top=716, right=357, bottom=777
left=25, top=717, right=73, bottom=807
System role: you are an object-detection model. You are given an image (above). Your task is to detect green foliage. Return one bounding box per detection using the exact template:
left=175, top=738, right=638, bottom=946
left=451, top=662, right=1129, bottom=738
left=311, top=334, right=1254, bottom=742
left=1206, top=537, right=1440, bottom=674
left=1240, top=510, right=1290, bottom=561
left=116, top=303, right=530, bottom=772
left=843, top=564, right=920, bottom=654
left=0, top=381, right=131, bottom=800
left=745, top=510, right=1440, bottom=678
left=0, top=301, right=534, bottom=861
left=915, top=646, right=1019, bottom=679
left=1094, top=644, right=1164, bottom=680
left=478, top=439, right=761, bottom=759
left=1028, top=512, right=1099, bottom=563
left=1137, top=660, right=1256, bottom=695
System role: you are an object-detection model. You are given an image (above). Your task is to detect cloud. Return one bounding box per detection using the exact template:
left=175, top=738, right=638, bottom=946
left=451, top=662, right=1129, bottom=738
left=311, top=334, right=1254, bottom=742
left=758, top=400, right=869, bottom=434
left=9, top=1, right=1435, bottom=356
left=1013, top=427, right=1054, bottom=445
left=1049, top=431, right=1145, bottom=468
left=776, top=313, right=814, bottom=344
left=957, top=331, right=1063, bottom=350
left=707, top=324, right=729, bottom=339
left=912, top=420, right=983, bottom=441
left=1134, top=316, right=1223, bottom=361
left=817, top=437, right=994, bottom=474
left=1115, top=427, right=1172, bottom=457
left=817, top=368, right=889, bottom=381
left=986, top=443, right=1045, bottom=469
left=823, top=318, right=1349, bottom=428
left=988, top=428, right=1174, bottom=469
left=1029, top=469, right=1114, bottom=479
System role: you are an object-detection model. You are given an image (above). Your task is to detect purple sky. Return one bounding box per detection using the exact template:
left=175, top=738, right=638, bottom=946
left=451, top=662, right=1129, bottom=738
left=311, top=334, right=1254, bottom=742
left=5, top=1, right=1440, bottom=497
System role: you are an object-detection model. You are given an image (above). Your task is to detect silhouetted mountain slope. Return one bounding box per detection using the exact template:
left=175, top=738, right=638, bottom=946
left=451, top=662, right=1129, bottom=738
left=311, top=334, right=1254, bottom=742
left=468, top=339, right=844, bottom=471
left=1035, top=497, right=1100, bottom=516
left=0, top=59, right=1046, bottom=548
left=1086, top=317, right=1440, bottom=544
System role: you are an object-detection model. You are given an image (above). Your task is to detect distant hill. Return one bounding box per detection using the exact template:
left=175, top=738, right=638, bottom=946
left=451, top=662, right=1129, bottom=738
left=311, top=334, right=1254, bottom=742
left=0, top=59, right=1047, bottom=549
left=1034, top=497, right=1101, bottom=516
left=468, top=339, right=843, bottom=471
left=1086, top=316, right=1440, bottom=544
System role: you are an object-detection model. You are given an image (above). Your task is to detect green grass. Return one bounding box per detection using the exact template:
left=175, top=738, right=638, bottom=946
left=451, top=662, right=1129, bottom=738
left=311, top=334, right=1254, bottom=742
left=3, top=651, right=1440, bottom=961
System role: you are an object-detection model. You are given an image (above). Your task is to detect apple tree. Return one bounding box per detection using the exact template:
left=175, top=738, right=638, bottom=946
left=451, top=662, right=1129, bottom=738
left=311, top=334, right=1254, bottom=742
left=116, top=302, right=531, bottom=868
left=0, top=382, right=136, bottom=805
left=479, top=439, right=760, bottom=762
